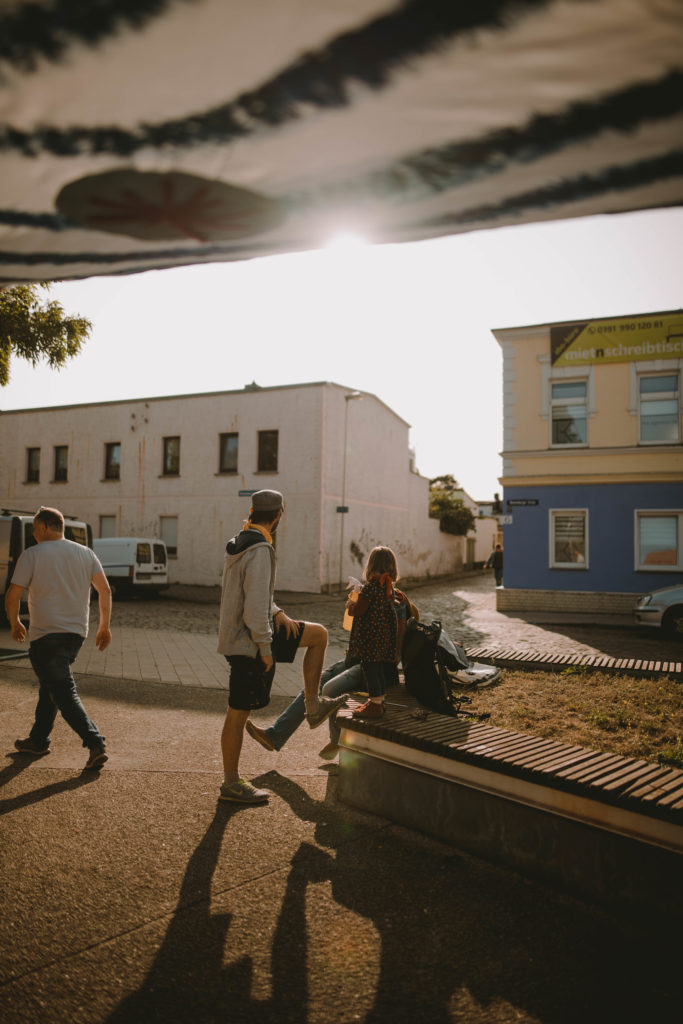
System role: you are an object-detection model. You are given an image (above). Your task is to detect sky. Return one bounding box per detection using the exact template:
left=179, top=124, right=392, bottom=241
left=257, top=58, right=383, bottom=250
left=1, top=206, right=681, bottom=500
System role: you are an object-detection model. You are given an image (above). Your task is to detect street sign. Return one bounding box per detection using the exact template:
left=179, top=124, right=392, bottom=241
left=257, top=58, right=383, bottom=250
left=238, top=489, right=257, bottom=497
left=336, top=505, right=349, bottom=513
left=507, top=499, right=539, bottom=507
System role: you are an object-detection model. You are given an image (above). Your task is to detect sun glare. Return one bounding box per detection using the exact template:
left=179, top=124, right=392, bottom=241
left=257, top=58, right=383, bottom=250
left=323, top=232, right=369, bottom=252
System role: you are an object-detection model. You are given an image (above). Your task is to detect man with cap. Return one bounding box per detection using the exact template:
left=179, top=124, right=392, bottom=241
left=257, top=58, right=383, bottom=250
left=217, top=489, right=347, bottom=804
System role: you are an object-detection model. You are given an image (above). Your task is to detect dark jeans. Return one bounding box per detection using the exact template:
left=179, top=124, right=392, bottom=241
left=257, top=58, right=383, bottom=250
left=28, top=633, right=104, bottom=749
left=361, top=661, right=395, bottom=698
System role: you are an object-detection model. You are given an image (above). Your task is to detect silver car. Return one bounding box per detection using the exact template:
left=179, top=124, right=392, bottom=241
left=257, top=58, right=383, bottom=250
left=634, top=584, right=683, bottom=638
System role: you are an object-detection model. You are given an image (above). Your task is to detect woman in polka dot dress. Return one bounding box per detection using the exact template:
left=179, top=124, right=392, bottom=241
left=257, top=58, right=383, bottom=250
left=345, top=546, right=399, bottom=719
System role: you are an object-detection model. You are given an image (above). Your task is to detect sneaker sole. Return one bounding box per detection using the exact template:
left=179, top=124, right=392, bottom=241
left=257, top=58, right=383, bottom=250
left=86, top=753, right=108, bottom=769
left=14, top=747, right=50, bottom=756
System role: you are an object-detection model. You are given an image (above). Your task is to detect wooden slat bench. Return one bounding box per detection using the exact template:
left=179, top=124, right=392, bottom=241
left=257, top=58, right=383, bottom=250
left=464, top=646, right=683, bottom=679
left=337, top=690, right=683, bottom=921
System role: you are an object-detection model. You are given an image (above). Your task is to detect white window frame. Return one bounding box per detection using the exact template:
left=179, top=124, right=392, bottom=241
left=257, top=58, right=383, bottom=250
left=540, top=359, right=595, bottom=448
left=549, top=379, right=589, bottom=448
left=637, top=371, right=681, bottom=445
left=634, top=509, right=683, bottom=572
left=549, top=509, right=589, bottom=569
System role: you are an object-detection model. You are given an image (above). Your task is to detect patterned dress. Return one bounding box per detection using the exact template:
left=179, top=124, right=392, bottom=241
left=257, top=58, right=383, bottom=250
left=348, top=578, right=397, bottom=662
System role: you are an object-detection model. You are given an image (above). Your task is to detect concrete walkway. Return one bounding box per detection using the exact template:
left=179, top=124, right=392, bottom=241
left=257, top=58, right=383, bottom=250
left=0, top=628, right=347, bottom=697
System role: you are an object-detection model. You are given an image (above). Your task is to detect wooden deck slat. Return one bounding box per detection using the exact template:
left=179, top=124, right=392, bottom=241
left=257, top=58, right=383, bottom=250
left=618, top=766, right=675, bottom=797
left=556, top=752, right=624, bottom=782
left=520, top=744, right=587, bottom=772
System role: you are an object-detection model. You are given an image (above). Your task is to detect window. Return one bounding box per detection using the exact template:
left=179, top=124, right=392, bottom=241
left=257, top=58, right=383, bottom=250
left=550, top=510, right=588, bottom=568
left=104, top=442, right=121, bottom=480
left=99, top=515, right=117, bottom=538
left=65, top=525, right=87, bottom=546
left=639, top=374, right=680, bottom=443
left=26, top=448, right=40, bottom=483
left=219, top=432, right=238, bottom=473
left=136, top=542, right=151, bottom=564
left=159, top=515, right=178, bottom=557
left=636, top=511, right=682, bottom=570
left=551, top=381, right=587, bottom=446
left=162, top=436, right=180, bottom=476
left=153, top=543, right=167, bottom=565
left=257, top=429, right=278, bottom=472
left=54, top=445, right=68, bottom=482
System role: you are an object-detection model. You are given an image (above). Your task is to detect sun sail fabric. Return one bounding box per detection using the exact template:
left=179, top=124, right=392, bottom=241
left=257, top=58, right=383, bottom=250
left=0, top=0, right=681, bottom=283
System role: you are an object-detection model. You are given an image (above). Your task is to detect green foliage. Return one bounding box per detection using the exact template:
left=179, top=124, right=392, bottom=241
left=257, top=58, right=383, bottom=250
left=0, top=282, right=91, bottom=386
left=658, top=744, right=683, bottom=768
left=429, top=474, right=476, bottom=536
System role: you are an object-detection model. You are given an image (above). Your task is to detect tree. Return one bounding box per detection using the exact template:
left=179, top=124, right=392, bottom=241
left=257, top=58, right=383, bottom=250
left=429, top=474, right=476, bottom=536
left=0, top=283, right=92, bottom=386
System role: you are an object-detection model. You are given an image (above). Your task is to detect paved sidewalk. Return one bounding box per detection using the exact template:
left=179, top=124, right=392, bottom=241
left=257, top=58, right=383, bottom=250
left=1, top=669, right=678, bottom=1024
left=0, top=629, right=347, bottom=697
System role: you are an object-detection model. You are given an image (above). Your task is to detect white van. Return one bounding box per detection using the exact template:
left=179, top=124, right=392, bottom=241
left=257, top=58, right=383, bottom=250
left=93, top=537, right=169, bottom=598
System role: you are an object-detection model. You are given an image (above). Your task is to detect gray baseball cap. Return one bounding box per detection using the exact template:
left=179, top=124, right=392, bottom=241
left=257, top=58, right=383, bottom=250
left=251, top=489, right=284, bottom=512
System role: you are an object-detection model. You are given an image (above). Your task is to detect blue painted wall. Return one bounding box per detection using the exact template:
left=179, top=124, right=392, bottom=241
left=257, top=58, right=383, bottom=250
left=503, top=482, right=683, bottom=593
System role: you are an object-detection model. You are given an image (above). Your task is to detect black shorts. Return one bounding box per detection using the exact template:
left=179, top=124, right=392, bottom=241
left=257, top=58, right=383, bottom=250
left=226, top=655, right=275, bottom=710
left=271, top=620, right=304, bottom=663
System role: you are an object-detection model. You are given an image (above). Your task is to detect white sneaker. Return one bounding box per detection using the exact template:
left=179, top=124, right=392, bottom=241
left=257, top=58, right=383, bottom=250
left=219, top=779, right=269, bottom=804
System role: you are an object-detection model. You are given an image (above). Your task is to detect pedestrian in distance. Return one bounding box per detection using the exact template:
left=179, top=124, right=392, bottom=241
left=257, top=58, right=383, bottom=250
left=217, top=489, right=348, bottom=805
left=486, top=544, right=504, bottom=587
left=5, top=506, right=112, bottom=769
left=345, top=546, right=400, bottom=720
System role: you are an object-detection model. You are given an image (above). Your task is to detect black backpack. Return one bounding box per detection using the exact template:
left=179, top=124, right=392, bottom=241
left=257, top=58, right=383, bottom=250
left=401, top=618, right=489, bottom=719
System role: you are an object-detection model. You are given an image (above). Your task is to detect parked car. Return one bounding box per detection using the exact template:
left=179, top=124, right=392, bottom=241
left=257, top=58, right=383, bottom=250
left=634, top=583, right=683, bottom=638
left=93, top=537, right=169, bottom=598
left=1, top=508, right=93, bottom=619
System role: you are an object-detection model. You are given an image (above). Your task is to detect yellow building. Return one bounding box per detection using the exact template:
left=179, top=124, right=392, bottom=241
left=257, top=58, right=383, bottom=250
left=492, top=311, right=683, bottom=613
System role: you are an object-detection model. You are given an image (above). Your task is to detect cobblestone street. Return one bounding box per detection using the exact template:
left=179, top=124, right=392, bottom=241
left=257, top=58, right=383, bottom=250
left=110, top=571, right=682, bottom=664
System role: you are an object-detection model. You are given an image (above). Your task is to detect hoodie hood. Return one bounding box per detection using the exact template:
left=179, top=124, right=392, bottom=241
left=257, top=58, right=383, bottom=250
left=226, top=528, right=271, bottom=556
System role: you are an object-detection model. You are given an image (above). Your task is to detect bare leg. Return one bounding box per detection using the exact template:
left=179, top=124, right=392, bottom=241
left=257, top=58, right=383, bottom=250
left=298, top=622, right=328, bottom=701
left=221, top=707, right=250, bottom=774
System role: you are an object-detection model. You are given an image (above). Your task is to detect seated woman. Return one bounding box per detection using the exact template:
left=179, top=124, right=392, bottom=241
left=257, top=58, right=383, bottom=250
left=244, top=569, right=418, bottom=759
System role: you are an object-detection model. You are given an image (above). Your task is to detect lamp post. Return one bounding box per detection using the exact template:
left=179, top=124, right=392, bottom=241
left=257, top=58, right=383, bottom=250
left=338, top=391, right=363, bottom=591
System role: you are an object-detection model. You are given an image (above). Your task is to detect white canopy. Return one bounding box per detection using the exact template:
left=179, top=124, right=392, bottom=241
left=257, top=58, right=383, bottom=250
left=1, top=0, right=681, bottom=283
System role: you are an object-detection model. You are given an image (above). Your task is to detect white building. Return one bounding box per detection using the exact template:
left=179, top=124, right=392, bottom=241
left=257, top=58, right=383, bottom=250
left=0, top=381, right=465, bottom=592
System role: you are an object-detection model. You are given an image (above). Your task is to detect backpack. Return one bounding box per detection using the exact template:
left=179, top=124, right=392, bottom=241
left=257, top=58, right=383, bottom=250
left=401, top=618, right=493, bottom=719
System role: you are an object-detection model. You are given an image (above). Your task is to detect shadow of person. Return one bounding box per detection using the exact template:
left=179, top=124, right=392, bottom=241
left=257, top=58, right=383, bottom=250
left=260, top=773, right=679, bottom=1024
left=0, top=770, right=100, bottom=815
left=0, top=754, right=36, bottom=789
left=107, top=798, right=311, bottom=1024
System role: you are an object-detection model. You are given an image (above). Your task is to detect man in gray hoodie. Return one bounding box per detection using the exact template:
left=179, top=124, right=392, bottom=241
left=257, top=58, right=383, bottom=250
left=217, top=489, right=347, bottom=804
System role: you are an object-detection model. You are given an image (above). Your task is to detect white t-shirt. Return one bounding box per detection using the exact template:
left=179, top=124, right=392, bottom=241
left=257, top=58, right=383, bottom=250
left=11, top=539, right=104, bottom=641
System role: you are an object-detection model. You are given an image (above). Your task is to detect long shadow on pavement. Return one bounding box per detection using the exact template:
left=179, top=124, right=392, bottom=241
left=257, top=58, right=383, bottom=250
left=106, top=797, right=311, bottom=1024
left=264, top=774, right=678, bottom=1024
left=104, top=769, right=678, bottom=1024
left=0, top=760, right=100, bottom=813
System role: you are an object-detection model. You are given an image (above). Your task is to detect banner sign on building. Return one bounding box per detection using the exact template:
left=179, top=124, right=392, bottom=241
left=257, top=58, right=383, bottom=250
left=550, top=313, right=683, bottom=367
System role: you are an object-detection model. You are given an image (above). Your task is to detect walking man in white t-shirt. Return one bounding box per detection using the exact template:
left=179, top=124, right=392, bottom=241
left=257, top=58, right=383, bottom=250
left=5, top=506, right=112, bottom=769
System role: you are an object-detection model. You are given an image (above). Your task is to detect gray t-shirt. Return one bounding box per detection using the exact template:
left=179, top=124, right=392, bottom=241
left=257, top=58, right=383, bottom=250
left=11, top=539, right=104, bottom=641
